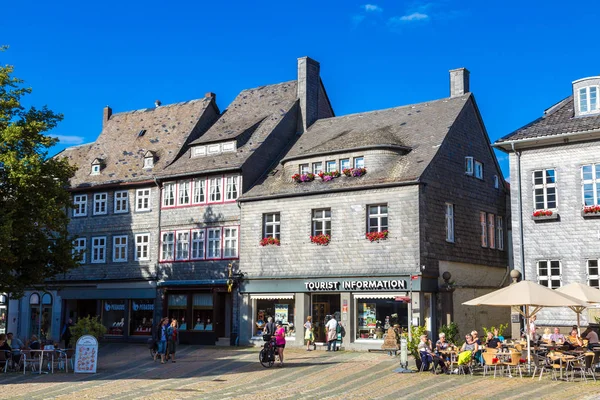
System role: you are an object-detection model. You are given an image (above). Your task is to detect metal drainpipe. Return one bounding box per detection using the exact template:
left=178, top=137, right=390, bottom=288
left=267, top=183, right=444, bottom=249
left=153, top=175, right=162, bottom=322
left=511, top=142, right=526, bottom=281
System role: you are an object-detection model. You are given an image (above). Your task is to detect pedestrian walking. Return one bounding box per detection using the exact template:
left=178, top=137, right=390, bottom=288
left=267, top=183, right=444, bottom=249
left=325, top=314, right=338, bottom=351
left=166, top=319, right=178, bottom=363
left=61, top=318, right=74, bottom=348
left=304, top=316, right=314, bottom=351
left=275, top=321, right=286, bottom=367
left=155, top=317, right=169, bottom=364
left=263, top=317, right=276, bottom=337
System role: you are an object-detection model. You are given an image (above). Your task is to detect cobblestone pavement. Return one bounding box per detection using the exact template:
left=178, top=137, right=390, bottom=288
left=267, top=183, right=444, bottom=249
left=1, top=344, right=600, bottom=400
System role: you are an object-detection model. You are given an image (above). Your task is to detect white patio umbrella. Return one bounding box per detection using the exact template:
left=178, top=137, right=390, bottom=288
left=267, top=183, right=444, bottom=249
left=557, top=282, right=600, bottom=334
left=463, top=280, right=589, bottom=370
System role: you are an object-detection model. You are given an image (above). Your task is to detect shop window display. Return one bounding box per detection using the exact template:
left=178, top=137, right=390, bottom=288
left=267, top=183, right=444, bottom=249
left=192, top=293, right=213, bottom=331
left=102, top=300, right=126, bottom=336
left=29, top=293, right=40, bottom=338
left=256, top=299, right=295, bottom=337
left=0, top=294, right=7, bottom=334
left=130, top=300, right=154, bottom=336
left=168, top=294, right=188, bottom=330
left=356, top=299, right=408, bottom=340
left=41, top=293, right=53, bottom=341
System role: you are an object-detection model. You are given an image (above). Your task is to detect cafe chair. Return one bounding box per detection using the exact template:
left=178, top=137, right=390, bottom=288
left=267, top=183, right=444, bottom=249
left=585, top=352, right=598, bottom=382
left=419, top=352, right=432, bottom=373
left=0, top=350, right=10, bottom=373
left=21, top=350, right=39, bottom=375
left=531, top=352, right=553, bottom=381
left=503, top=351, right=523, bottom=378
left=567, top=354, right=588, bottom=382
left=482, top=350, right=505, bottom=378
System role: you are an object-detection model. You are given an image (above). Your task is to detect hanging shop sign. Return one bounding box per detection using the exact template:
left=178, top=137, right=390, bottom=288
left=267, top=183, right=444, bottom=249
left=304, top=279, right=407, bottom=292
left=104, top=302, right=125, bottom=312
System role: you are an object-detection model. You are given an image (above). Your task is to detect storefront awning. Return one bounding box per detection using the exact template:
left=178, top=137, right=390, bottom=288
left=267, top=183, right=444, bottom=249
left=353, top=293, right=407, bottom=300
left=250, top=294, right=294, bottom=300
left=58, top=288, right=156, bottom=300
left=157, top=279, right=227, bottom=287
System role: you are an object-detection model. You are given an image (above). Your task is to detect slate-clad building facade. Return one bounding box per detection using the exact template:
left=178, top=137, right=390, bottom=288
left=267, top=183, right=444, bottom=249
left=495, top=75, right=600, bottom=328
left=238, top=68, right=510, bottom=349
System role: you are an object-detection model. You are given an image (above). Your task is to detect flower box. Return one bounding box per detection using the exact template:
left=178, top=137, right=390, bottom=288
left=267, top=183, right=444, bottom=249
left=260, top=237, right=280, bottom=246
left=310, top=234, right=330, bottom=246
left=342, top=167, right=367, bottom=177
left=531, top=210, right=558, bottom=221
left=366, top=230, right=389, bottom=242
left=318, top=171, right=341, bottom=182
left=292, top=173, right=315, bottom=183
left=582, top=205, right=600, bottom=218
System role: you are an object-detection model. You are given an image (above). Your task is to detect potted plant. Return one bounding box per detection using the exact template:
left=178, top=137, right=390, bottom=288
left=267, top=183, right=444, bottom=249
left=583, top=205, right=600, bottom=217
left=532, top=209, right=558, bottom=221
left=70, top=316, right=107, bottom=345
left=366, top=230, right=389, bottom=242
left=260, top=237, right=280, bottom=246
left=438, top=322, right=459, bottom=345
left=310, top=234, right=331, bottom=246
left=292, top=173, right=315, bottom=183
left=401, top=325, right=428, bottom=371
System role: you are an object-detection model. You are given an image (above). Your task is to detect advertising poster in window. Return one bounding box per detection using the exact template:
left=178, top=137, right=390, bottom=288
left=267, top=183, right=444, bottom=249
left=74, top=335, right=98, bottom=374
left=358, top=303, right=377, bottom=328
left=275, top=304, right=289, bottom=324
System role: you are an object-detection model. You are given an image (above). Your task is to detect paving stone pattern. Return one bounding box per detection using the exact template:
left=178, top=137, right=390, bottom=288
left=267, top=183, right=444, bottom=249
left=1, top=344, right=599, bottom=400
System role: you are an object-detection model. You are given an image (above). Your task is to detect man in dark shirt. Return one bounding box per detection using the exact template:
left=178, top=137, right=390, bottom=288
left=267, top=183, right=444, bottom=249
left=486, top=331, right=501, bottom=349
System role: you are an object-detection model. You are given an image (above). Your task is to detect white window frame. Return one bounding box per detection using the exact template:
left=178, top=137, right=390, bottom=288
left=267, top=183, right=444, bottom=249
left=73, top=238, right=86, bottom=263
left=93, top=193, right=108, bottom=215
left=494, top=175, right=499, bottom=189
left=192, top=178, right=206, bottom=204
left=474, top=161, right=484, bottom=180
left=445, top=203, right=454, bottom=243
left=533, top=169, right=557, bottom=210
left=579, top=86, right=599, bottom=115
left=340, top=159, right=350, bottom=171
left=480, top=211, right=488, bottom=247
left=326, top=161, right=337, bottom=173
left=354, top=157, right=365, bottom=169
left=487, top=213, right=495, bottom=249
left=73, top=194, right=87, bottom=217
left=191, top=229, right=206, bottom=260
left=136, top=189, right=151, bottom=212
left=367, top=204, right=388, bottom=233
left=537, top=260, right=562, bottom=289
left=192, top=146, right=206, bottom=157
left=587, top=259, right=599, bottom=289
left=91, top=164, right=101, bottom=175
left=114, top=191, right=129, bottom=214
left=223, top=227, right=238, bottom=258
left=465, top=157, right=474, bottom=176
left=176, top=231, right=190, bottom=261
left=112, top=235, right=128, bottom=262
left=207, top=228, right=222, bottom=259
left=91, top=236, right=107, bottom=263
left=582, top=164, right=600, bottom=206
left=225, top=175, right=240, bottom=201
left=178, top=181, right=191, bottom=206
left=143, top=157, right=154, bottom=169
left=209, top=177, right=222, bottom=203
left=160, top=232, right=175, bottom=261
left=312, top=162, right=323, bottom=174
left=312, top=209, right=332, bottom=236
left=135, top=233, right=150, bottom=261
left=263, top=213, right=281, bottom=240
left=162, top=183, right=176, bottom=208
left=496, top=216, right=504, bottom=250
left=299, top=164, right=309, bottom=175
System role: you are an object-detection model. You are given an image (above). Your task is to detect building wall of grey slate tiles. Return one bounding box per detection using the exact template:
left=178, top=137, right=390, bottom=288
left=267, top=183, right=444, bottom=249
left=509, top=140, right=600, bottom=326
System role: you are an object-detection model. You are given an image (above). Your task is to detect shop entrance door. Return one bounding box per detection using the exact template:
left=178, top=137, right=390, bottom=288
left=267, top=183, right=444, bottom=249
left=214, top=292, right=228, bottom=339
left=77, top=300, right=97, bottom=320
left=311, top=294, right=340, bottom=343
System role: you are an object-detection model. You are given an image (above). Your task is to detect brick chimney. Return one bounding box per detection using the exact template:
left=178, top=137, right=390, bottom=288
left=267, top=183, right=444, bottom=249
left=297, top=57, right=321, bottom=132
left=205, top=92, right=216, bottom=101
left=449, top=68, right=470, bottom=98
left=103, top=106, right=112, bottom=129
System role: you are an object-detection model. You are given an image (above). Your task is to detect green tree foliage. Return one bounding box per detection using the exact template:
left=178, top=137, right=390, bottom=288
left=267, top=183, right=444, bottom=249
left=70, top=316, right=107, bottom=344
left=439, top=321, right=460, bottom=344
left=0, top=46, right=78, bottom=297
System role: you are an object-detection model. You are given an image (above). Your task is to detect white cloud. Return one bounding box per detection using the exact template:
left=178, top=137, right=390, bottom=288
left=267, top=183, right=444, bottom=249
left=51, top=135, right=86, bottom=145
left=399, top=12, right=429, bottom=21
left=363, top=4, right=383, bottom=12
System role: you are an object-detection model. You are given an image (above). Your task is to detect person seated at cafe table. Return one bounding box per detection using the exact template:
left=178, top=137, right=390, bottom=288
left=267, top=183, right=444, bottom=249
left=418, top=335, right=448, bottom=374
left=435, top=332, right=451, bottom=351
left=541, top=327, right=552, bottom=342
left=485, top=331, right=502, bottom=349
left=28, top=335, right=41, bottom=350
left=457, top=333, right=478, bottom=372
left=582, top=326, right=600, bottom=350
left=549, top=327, right=565, bottom=343
left=566, top=328, right=583, bottom=348
left=493, top=327, right=504, bottom=342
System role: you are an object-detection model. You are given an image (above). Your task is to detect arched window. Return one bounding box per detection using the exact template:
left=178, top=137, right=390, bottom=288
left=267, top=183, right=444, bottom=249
left=42, top=293, right=53, bottom=305
left=29, top=293, right=40, bottom=305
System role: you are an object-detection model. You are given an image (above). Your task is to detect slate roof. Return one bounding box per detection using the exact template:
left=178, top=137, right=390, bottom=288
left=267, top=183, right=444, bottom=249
left=158, top=81, right=298, bottom=177
left=242, top=94, right=471, bottom=199
left=496, top=96, right=600, bottom=144
left=58, top=97, right=215, bottom=189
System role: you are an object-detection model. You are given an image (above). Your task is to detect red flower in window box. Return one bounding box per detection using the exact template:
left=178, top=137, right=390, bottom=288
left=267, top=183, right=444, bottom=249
left=310, top=234, right=331, bottom=246
left=532, top=209, right=553, bottom=217
left=292, top=173, right=315, bottom=183
left=318, top=171, right=341, bottom=181
left=583, top=205, right=600, bottom=215
left=342, top=168, right=367, bottom=177
left=366, top=230, right=389, bottom=242
left=260, top=237, right=280, bottom=246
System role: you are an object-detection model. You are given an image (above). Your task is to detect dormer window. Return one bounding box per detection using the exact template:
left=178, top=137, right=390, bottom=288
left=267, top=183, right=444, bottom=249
left=91, top=158, right=104, bottom=175
left=191, top=141, right=236, bottom=158
left=579, top=86, right=598, bottom=114
left=143, top=150, right=155, bottom=169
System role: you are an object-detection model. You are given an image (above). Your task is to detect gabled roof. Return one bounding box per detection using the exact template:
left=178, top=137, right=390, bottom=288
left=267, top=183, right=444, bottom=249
left=58, top=97, right=216, bottom=189
left=158, top=81, right=298, bottom=177
left=242, top=94, right=471, bottom=200
left=496, top=96, right=600, bottom=146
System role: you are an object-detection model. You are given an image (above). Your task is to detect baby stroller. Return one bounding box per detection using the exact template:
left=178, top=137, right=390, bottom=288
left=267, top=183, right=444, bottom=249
left=147, top=338, right=157, bottom=359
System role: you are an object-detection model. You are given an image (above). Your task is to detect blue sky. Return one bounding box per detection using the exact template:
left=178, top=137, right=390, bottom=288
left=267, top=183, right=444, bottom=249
left=3, top=0, right=599, bottom=179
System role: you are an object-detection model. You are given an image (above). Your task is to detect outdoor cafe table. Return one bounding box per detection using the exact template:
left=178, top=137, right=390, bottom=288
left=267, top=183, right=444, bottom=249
left=28, top=348, right=56, bottom=374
